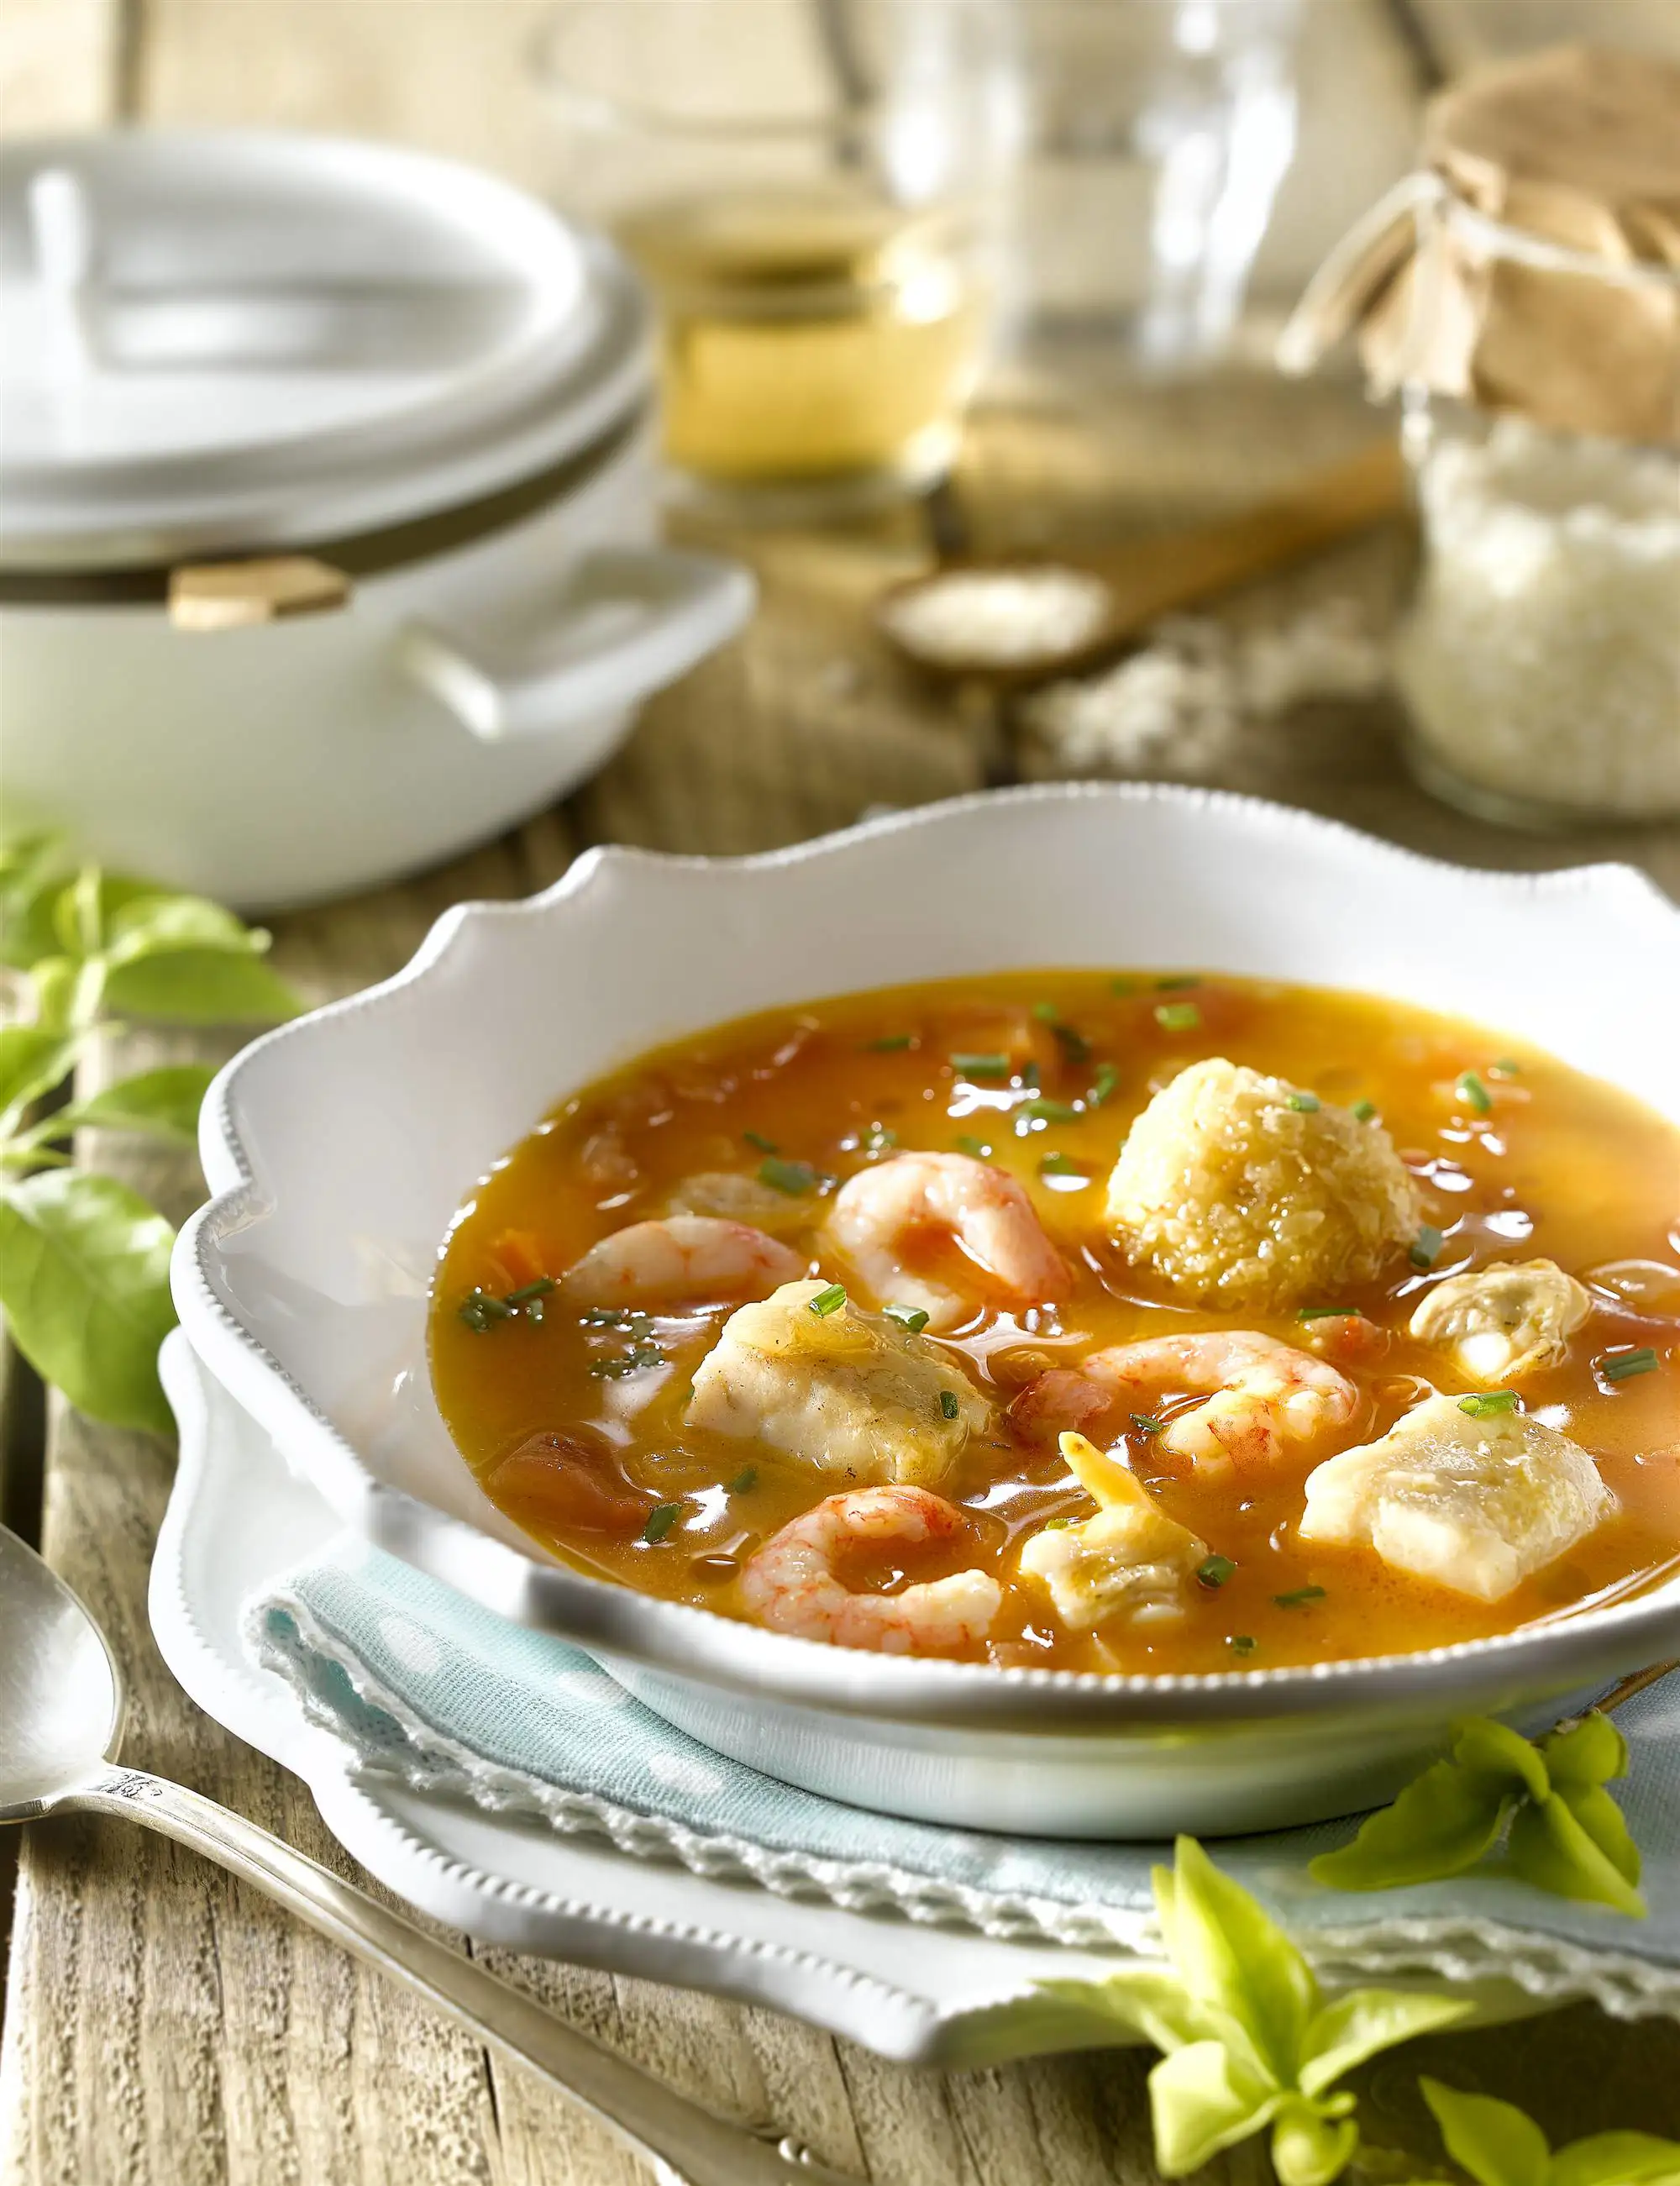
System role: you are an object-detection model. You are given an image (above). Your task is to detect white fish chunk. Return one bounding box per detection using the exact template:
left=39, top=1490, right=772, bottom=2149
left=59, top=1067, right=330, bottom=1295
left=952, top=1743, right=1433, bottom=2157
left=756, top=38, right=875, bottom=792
left=1018, top=1432, right=1209, bottom=1632
left=1299, top=1393, right=1613, bottom=1602
left=687, top=1279, right=990, bottom=1489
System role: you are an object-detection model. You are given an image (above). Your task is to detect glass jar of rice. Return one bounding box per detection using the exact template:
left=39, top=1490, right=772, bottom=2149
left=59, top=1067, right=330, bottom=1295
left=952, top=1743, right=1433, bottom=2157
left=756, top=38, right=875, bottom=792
left=1280, top=46, right=1680, bottom=828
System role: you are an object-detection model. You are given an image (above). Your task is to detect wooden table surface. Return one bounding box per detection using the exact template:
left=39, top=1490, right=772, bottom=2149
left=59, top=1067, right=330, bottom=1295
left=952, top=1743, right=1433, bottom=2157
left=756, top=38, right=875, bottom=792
left=6, top=4, right=1680, bottom=2181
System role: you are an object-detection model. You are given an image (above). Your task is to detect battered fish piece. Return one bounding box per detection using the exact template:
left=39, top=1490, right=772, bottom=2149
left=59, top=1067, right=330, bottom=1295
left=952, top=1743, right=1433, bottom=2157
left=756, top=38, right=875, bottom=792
left=1299, top=1393, right=1614, bottom=1602
left=687, top=1279, right=991, bottom=1489
left=1106, top=1057, right=1420, bottom=1311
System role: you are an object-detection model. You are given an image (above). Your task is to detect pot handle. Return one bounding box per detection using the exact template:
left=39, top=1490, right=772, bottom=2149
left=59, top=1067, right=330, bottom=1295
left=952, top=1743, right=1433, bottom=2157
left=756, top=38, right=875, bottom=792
left=394, top=546, right=755, bottom=744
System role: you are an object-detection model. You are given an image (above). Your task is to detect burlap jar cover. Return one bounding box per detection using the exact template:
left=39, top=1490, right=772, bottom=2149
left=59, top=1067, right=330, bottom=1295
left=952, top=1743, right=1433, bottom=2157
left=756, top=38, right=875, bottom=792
left=1278, top=45, right=1680, bottom=449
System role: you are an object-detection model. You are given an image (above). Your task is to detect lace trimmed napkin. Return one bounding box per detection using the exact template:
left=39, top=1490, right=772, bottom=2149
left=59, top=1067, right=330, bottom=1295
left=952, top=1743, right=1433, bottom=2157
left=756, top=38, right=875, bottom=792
left=247, top=1538, right=1680, bottom=2021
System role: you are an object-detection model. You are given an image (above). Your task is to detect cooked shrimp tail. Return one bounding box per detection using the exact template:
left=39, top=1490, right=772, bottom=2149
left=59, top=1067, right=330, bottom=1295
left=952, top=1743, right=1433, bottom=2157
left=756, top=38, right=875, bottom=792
left=1012, top=1329, right=1359, bottom=1479
left=826, top=1151, right=1068, bottom=1331
left=562, top=1216, right=805, bottom=1308
left=739, top=1485, right=1001, bottom=1655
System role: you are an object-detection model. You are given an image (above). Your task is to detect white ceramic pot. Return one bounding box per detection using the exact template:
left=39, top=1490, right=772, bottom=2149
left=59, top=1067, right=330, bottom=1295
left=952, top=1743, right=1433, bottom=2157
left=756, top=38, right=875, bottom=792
left=171, top=786, right=1680, bottom=1838
left=0, top=131, right=753, bottom=910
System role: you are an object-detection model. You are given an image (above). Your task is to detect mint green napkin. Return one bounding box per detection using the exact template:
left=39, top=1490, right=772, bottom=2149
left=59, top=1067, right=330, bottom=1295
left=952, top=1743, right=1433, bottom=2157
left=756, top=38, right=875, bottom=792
left=247, top=1537, right=1680, bottom=2002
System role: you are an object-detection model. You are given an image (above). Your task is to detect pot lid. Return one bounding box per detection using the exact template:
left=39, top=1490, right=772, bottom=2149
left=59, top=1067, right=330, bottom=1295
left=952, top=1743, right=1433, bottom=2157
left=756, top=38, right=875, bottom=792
left=0, top=130, right=650, bottom=570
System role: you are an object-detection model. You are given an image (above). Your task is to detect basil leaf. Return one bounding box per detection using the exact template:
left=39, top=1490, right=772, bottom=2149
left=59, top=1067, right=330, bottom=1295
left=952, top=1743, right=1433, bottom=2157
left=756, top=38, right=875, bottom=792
left=0, top=860, right=71, bottom=970
left=1504, top=1793, right=1646, bottom=1916
left=102, top=946, right=300, bottom=1025
left=29, top=956, right=93, bottom=1033
left=1539, top=1710, right=1627, bottom=1791
left=108, top=891, right=264, bottom=957
left=1420, top=2078, right=1551, bottom=2186
left=1028, top=1969, right=1213, bottom=2058
left=0, top=1026, right=78, bottom=1138
left=1309, top=1757, right=1511, bottom=1892
left=1160, top=1835, right=1315, bottom=2081
left=1271, top=2096, right=1360, bottom=2186
left=34, top=1064, right=215, bottom=1148
left=0, top=1170, right=176, bottom=1432
left=1296, top=1989, right=1472, bottom=2099
left=1147, top=2040, right=1280, bottom=2178
left=1452, top=1716, right=1551, bottom=1802
left=1551, top=2131, right=1680, bottom=2186
left=1553, top=1778, right=1642, bottom=1888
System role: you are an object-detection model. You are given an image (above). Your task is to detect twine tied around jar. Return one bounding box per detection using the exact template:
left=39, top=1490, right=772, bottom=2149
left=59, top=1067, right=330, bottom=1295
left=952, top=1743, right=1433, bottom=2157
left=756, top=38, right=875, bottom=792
left=1277, top=45, right=1680, bottom=450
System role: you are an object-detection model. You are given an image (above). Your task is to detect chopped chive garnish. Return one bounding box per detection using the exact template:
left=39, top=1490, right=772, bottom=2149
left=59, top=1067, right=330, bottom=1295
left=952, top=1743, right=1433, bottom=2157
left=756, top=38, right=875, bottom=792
left=952, top=1051, right=1011, bottom=1079
left=867, top=1033, right=914, bottom=1052
left=1052, top=1022, right=1092, bottom=1065
left=1602, top=1348, right=1660, bottom=1383
left=1491, top=1057, right=1522, bottom=1076
left=1032, top=1001, right=1059, bottom=1023
left=1457, top=1071, right=1492, bottom=1115
left=1460, top=1390, right=1520, bottom=1416
left=809, top=1282, right=848, bottom=1318
left=939, top=1390, right=960, bottom=1420
left=1041, top=1516, right=1078, bottom=1531
left=885, top=1303, right=931, bottom=1334
left=1130, top=1413, right=1163, bottom=1436
left=580, top=1306, right=654, bottom=1336
left=1022, top=1097, right=1079, bottom=1124
left=1087, top=1063, right=1121, bottom=1106
left=504, top=1276, right=556, bottom=1305
left=1156, top=975, right=1200, bottom=991
left=759, top=1155, right=818, bottom=1195
left=1197, top=1554, right=1236, bottom=1589
left=458, top=1289, right=513, bottom=1332
left=1274, top=1585, right=1327, bottom=1609
left=1039, top=1152, right=1086, bottom=1179
left=727, top=1467, right=758, bottom=1495
left=861, top=1122, right=898, bottom=1153
left=1351, top=1099, right=1378, bottom=1122
left=1296, top=1304, right=1352, bottom=1322
left=1410, top=1225, right=1445, bottom=1269
left=743, top=1129, right=779, bottom=1153
left=1154, top=1002, right=1201, bottom=1033
left=643, top=1502, right=683, bottom=1543
left=954, top=1134, right=992, bottom=1159
left=1286, top=1090, right=1320, bottom=1112
left=1110, top=976, right=1139, bottom=996
left=1020, top=1060, right=1041, bottom=1089
left=1227, top=1635, right=1258, bottom=1658
left=591, top=1343, right=665, bottom=1379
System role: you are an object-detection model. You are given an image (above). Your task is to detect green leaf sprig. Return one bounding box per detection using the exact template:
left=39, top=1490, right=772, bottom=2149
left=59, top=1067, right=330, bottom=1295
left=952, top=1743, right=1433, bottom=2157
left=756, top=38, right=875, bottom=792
left=1032, top=1837, right=1470, bottom=2183
left=1310, top=1713, right=1644, bottom=1916
left=0, top=837, right=300, bottom=1432
left=1399, top=2077, right=1680, bottom=2186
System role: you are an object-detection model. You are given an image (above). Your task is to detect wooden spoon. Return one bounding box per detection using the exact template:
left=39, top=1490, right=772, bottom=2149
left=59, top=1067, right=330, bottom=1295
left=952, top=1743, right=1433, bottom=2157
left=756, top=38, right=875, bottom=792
left=878, top=438, right=1407, bottom=687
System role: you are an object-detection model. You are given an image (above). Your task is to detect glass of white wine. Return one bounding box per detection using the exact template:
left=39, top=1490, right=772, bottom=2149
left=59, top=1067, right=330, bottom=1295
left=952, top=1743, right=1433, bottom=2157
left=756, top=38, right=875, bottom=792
left=534, top=0, right=1014, bottom=515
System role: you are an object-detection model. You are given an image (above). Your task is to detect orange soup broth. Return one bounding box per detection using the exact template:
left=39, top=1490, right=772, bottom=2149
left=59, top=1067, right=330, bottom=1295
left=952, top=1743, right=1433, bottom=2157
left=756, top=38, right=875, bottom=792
left=430, top=972, right=1680, bottom=1674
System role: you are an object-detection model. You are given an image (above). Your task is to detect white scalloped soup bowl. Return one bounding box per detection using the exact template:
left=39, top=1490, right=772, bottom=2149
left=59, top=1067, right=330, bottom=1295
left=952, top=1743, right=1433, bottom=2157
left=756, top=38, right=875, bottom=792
left=174, top=786, right=1680, bottom=1837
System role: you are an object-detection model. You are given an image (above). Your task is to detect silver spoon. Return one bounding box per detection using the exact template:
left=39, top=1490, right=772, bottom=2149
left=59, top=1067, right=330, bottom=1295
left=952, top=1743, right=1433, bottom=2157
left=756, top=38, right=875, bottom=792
left=0, top=1523, right=857, bottom=2186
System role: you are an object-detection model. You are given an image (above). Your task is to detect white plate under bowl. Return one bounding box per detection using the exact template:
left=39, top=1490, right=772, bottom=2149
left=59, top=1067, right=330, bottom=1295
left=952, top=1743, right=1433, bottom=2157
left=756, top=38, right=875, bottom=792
left=171, top=785, right=1680, bottom=1837
left=152, top=1330, right=1671, bottom=2049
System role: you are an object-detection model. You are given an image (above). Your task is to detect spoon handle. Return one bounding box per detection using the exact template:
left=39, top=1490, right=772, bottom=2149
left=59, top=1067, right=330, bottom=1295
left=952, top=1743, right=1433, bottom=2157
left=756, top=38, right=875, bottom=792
left=59, top=1767, right=858, bottom=2186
